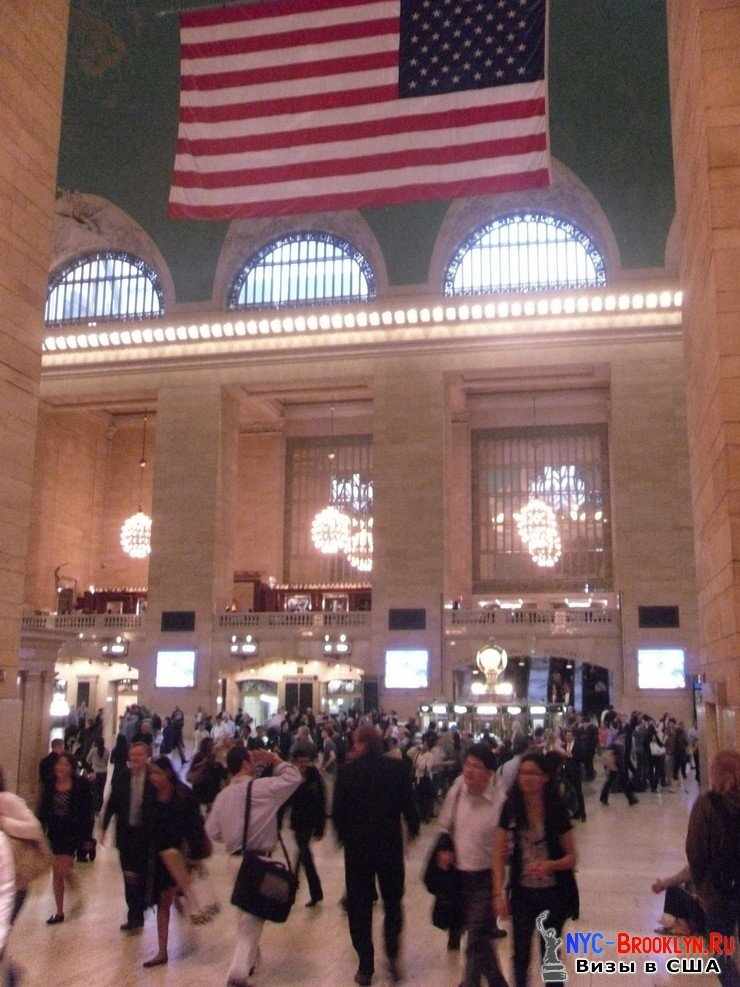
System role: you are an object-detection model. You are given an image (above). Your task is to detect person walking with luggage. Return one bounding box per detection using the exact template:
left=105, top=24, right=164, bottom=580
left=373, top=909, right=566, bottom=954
left=333, top=724, right=420, bottom=986
left=289, top=746, right=326, bottom=907
left=435, top=744, right=509, bottom=987
left=206, top=746, right=301, bottom=987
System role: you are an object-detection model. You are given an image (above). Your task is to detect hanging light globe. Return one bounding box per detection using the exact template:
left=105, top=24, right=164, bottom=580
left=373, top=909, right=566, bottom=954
left=311, top=505, right=351, bottom=555
left=476, top=643, right=508, bottom=687
left=347, top=519, right=373, bottom=572
left=120, top=510, right=152, bottom=559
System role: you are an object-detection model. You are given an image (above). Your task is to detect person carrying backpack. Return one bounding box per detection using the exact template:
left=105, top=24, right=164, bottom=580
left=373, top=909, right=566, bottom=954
left=686, top=750, right=740, bottom=987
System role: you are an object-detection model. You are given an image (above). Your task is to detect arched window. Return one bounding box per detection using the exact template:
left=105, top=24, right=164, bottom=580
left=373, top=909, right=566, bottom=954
left=229, top=232, right=376, bottom=310
left=45, top=251, right=164, bottom=326
left=444, top=213, right=607, bottom=296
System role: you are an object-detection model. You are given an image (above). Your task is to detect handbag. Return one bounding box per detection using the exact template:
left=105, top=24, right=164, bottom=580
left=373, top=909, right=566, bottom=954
left=230, top=781, right=297, bottom=923
left=649, top=740, right=664, bottom=757
left=6, top=833, right=53, bottom=890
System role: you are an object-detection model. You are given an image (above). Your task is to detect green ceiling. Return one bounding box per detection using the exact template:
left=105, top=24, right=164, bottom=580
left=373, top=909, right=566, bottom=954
left=57, top=0, right=675, bottom=303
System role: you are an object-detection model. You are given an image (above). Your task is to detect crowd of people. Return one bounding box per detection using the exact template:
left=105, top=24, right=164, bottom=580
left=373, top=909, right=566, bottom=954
left=0, top=699, right=737, bottom=987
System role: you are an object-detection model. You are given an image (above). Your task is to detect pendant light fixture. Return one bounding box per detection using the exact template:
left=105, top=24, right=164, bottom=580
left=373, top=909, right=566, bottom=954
left=311, top=405, right=351, bottom=555
left=120, top=414, right=152, bottom=559
left=512, top=395, right=562, bottom=569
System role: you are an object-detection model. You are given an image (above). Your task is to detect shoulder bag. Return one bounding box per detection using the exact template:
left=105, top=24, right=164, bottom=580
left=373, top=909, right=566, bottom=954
left=230, top=781, right=297, bottom=923
left=5, top=833, right=53, bottom=890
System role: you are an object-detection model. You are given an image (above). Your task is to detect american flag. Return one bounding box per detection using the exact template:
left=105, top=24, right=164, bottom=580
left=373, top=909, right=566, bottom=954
left=169, top=0, right=549, bottom=220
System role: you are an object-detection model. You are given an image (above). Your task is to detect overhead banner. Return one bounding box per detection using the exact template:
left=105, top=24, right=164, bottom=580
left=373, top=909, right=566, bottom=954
left=170, top=0, right=550, bottom=219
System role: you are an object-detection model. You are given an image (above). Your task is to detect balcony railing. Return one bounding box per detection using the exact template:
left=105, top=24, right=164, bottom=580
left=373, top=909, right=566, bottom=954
left=446, top=607, right=619, bottom=635
left=218, top=611, right=371, bottom=632
left=21, top=613, right=143, bottom=634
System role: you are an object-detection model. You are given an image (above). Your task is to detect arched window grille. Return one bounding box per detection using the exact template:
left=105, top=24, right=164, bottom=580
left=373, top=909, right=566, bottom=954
left=45, top=251, right=164, bottom=326
left=229, top=232, right=376, bottom=310
left=444, top=213, right=607, bottom=296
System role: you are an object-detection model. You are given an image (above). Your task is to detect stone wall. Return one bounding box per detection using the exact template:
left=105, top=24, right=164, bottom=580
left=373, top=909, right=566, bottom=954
left=667, top=0, right=740, bottom=750
left=25, top=407, right=109, bottom=610
left=0, top=0, right=70, bottom=787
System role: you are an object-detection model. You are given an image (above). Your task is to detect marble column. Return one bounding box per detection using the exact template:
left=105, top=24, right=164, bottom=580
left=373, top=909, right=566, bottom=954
left=371, top=367, right=447, bottom=713
left=667, top=1, right=740, bottom=751
left=0, top=1, right=70, bottom=789
left=16, top=664, right=55, bottom=802
left=136, top=386, right=239, bottom=729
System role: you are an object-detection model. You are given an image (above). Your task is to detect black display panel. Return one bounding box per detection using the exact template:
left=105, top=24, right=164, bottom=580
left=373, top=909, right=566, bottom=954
left=638, top=605, right=680, bottom=628
left=160, top=610, right=196, bottom=632
left=388, top=608, right=426, bottom=630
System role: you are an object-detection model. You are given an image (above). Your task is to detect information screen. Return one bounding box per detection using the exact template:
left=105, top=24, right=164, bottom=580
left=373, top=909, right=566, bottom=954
left=155, top=650, right=196, bottom=688
left=637, top=648, right=685, bottom=690
left=385, top=649, right=429, bottom=689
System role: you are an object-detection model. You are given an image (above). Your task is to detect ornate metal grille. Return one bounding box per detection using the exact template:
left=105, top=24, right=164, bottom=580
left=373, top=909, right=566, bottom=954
left=229, top=232, right=376, bottom=310
left=444, top=213, right=607, bottom=296
left=45, top=251, right=164, bottom=326
left=285, top=435, right=373, bottom=584
left=472, top=425, right=611, bottom=591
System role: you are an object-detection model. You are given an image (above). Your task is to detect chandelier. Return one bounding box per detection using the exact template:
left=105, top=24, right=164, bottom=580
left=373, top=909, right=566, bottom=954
left=475, top=643, right=508, bottom=689
left=347, top=519, right=373, bottom=572
left=121, top=414, right=152, bottom=559
left=311, top=506, right=351, bottom=555
left=311, top=406, right=352, bottom=556
left=514, top=498, right=562, bottom=569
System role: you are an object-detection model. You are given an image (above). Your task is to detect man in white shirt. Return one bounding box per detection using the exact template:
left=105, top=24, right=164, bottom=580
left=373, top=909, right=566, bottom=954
left=437, top=744, right=508, bottom=987
left=206, top=746, right=301, bottom=987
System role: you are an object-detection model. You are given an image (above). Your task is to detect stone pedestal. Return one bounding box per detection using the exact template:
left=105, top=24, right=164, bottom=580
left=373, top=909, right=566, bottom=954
left=136, top=386, right=238, bottom=730
left=371, top=367, right=446, bottom=711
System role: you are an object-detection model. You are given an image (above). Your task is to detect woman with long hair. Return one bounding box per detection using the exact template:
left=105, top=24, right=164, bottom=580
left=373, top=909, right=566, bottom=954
left=37, top=752, right=92, bottom=924
left=493, top=752, right=578, bottom=987
left=186, top=737, right=226, bottom=814
left=109, top=733, right=129, bottom=784
left=143, top=756, right=211, bottom=968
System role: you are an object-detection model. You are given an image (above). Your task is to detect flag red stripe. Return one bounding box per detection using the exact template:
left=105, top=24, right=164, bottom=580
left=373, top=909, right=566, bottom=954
left=181, top=49, right=397, bottom=91
left=182, top=0, right=384, bottom=29
left=169, top=169, right=551, bottom=220
left=173, top=133, right=547, bottom=189
left=180, top=84, right=400, bottom=124
left=177, top=99, right=546, bottom=156
left=181, top=17, right=399, bottom=60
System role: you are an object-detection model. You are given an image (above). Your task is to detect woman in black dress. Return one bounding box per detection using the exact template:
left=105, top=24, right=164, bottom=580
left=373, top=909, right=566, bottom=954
left=493, top=752, right=579, bottom=987
left=37, top=752, right=93, bottom=924
left=143, top=756, right=211, bottom=968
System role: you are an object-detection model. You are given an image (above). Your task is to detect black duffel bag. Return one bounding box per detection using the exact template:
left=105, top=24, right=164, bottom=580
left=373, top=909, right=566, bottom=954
left=422, top=784, right=463, bottom=930
left=231, top=780, right=297, bottom=923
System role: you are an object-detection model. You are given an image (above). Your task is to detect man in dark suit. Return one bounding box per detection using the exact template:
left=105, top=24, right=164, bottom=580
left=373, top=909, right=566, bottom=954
left=333, top=724, right=420, bottom=986
left=101, top=741, right=154, bottom=932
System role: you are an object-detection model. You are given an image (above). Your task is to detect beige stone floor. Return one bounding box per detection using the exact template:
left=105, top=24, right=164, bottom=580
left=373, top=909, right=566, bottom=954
left=8, top=774, right=719, bottom=987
